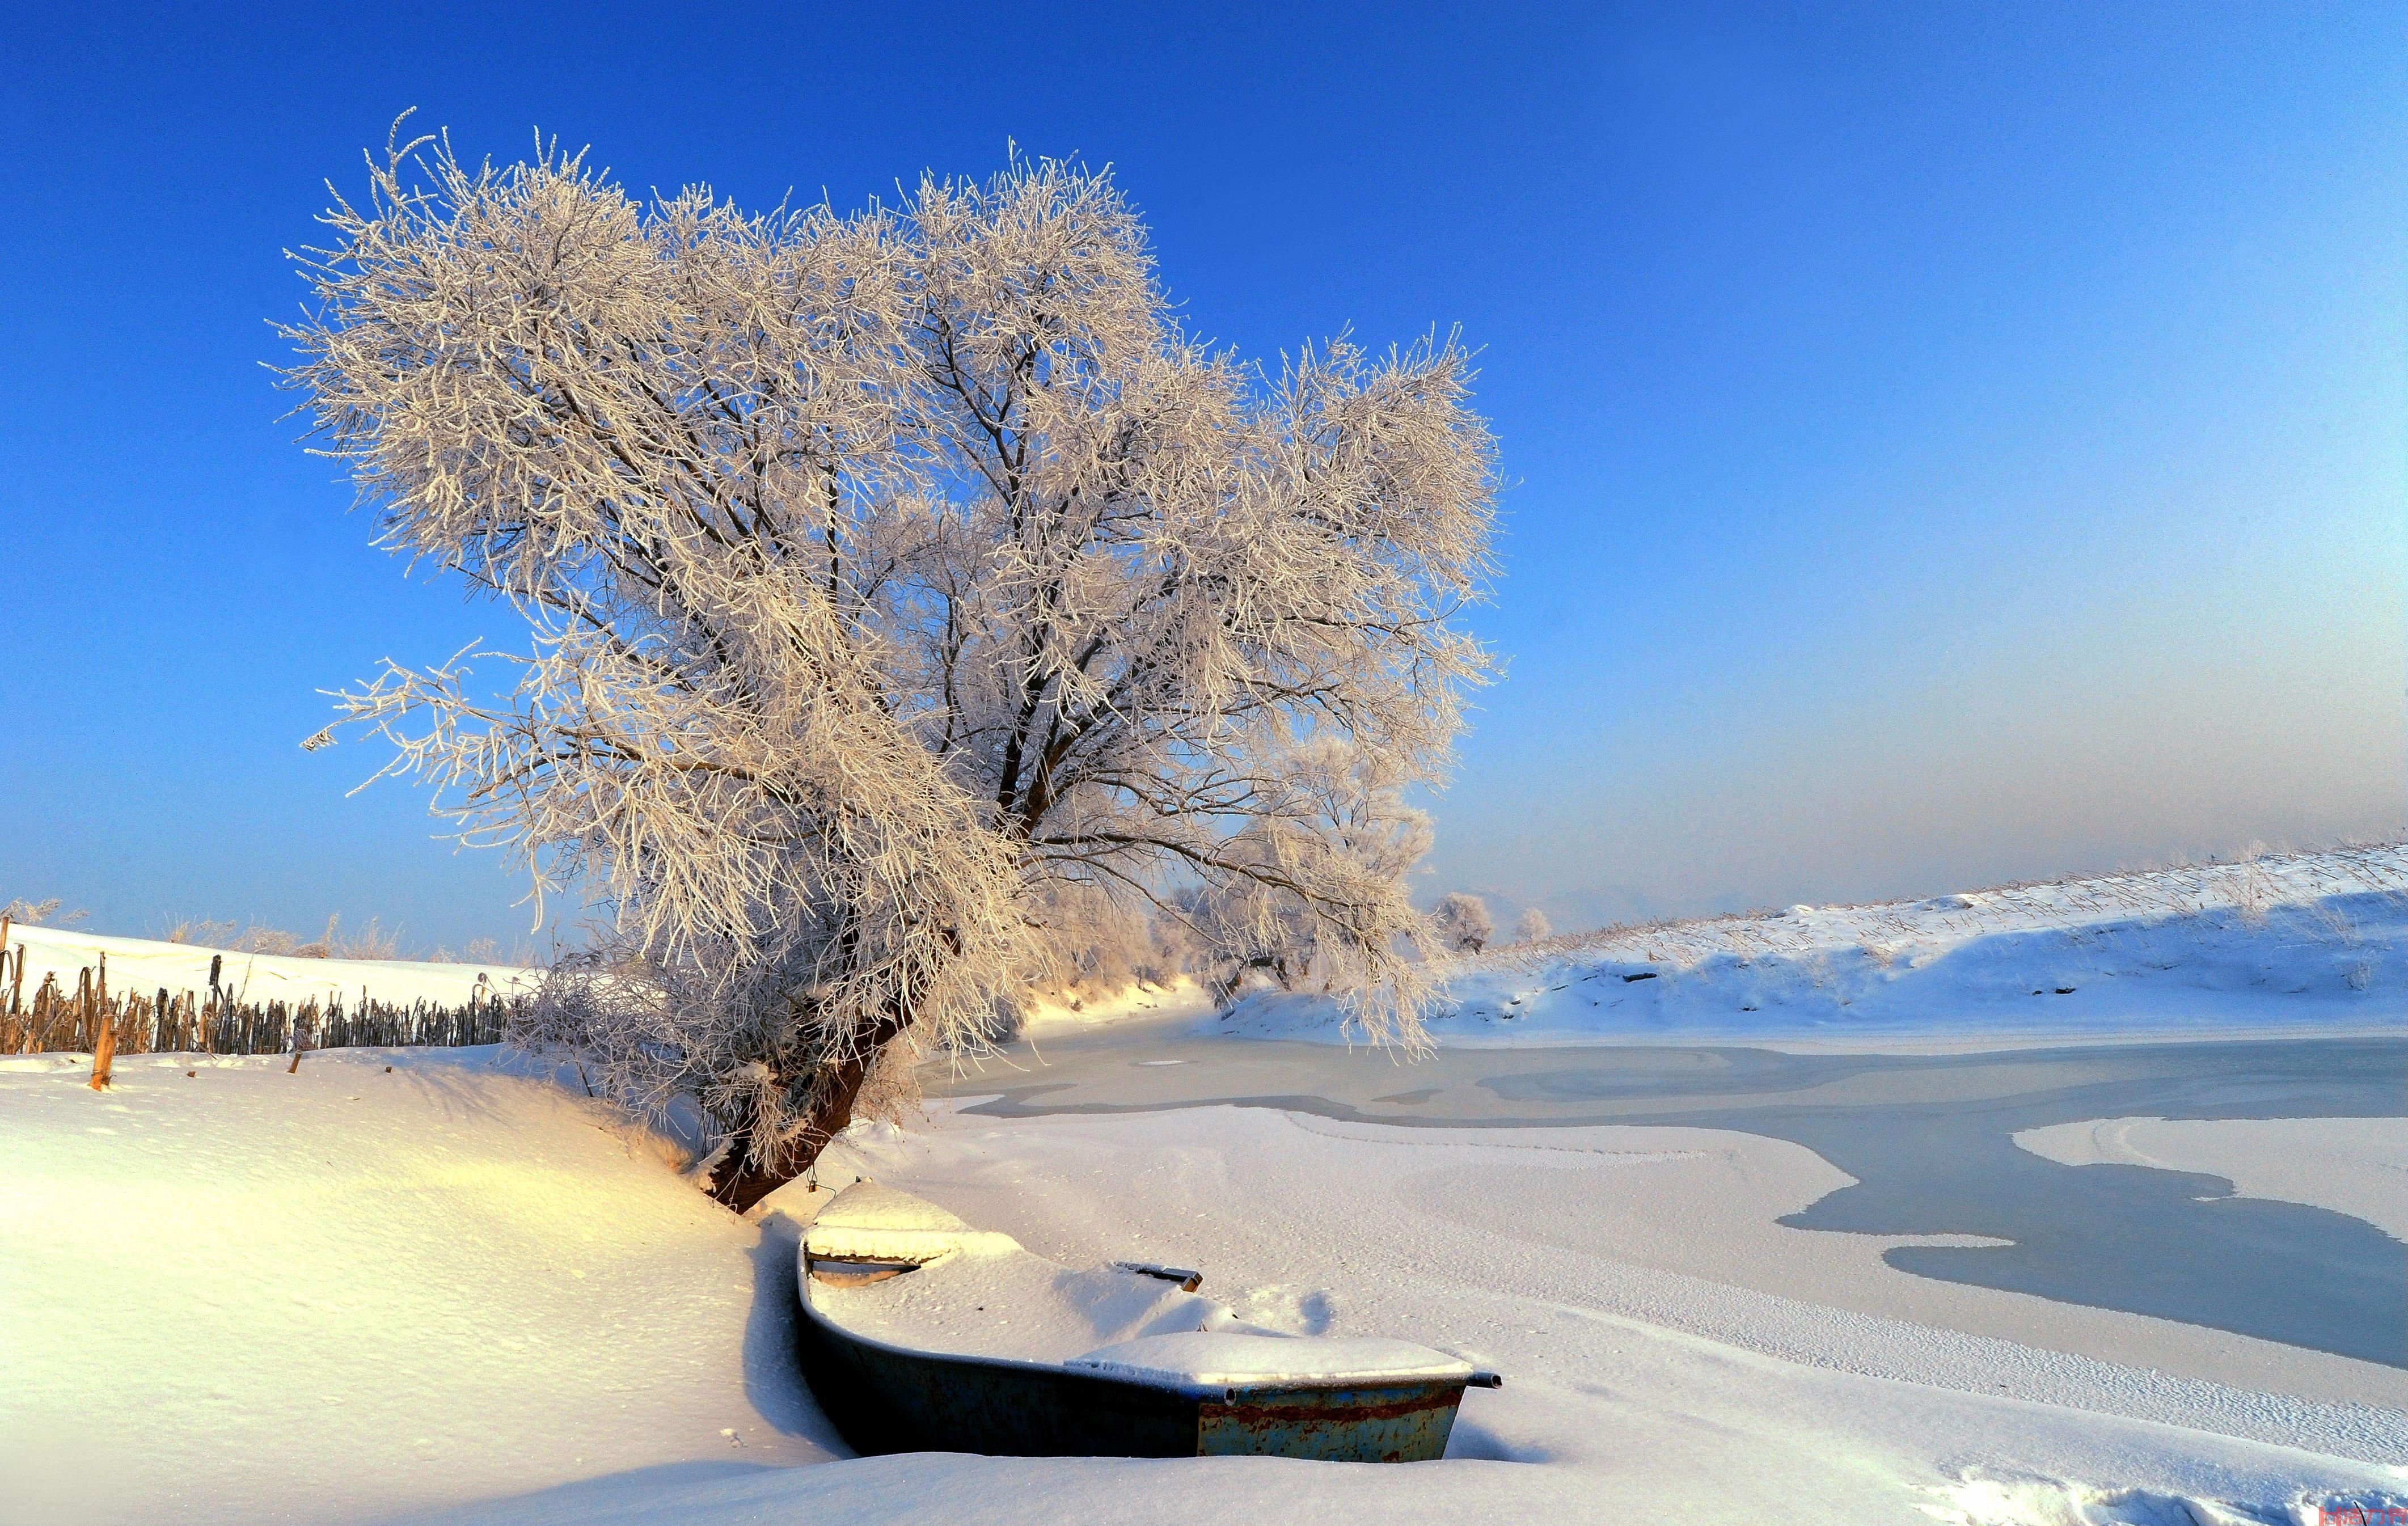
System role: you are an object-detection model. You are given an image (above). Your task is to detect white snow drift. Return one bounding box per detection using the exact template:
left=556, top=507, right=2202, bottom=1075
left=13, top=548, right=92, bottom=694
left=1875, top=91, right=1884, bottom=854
left=0, top=1047, right=829, bottom=1526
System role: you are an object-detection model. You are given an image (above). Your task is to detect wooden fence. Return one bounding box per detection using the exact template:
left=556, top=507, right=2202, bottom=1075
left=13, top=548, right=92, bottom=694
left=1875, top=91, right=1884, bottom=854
left=0, top=942, right=522, bottom=1056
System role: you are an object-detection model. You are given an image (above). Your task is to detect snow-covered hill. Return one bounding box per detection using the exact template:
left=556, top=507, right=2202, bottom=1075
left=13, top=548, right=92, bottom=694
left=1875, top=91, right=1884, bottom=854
left=2, top=923, right=540, bottom=1011
left=1219, top=844, right=2408, bottom=1046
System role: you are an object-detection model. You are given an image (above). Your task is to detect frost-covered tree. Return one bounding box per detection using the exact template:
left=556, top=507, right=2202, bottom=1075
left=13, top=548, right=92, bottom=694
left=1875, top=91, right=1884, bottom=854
left=1192, top=739, right=1434, bottom=999
left=1432, top=892, right=1494, bottom=955
left=1513, top=906, right=1551, bottom=945
left=1023, top=879, right=1189, bottom=1006
left=283, top=124, right=1497, bottom=1210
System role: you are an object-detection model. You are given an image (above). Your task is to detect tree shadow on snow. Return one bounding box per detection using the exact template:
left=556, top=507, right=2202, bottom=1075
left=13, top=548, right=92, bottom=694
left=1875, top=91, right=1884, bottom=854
left=377, top=1459, right=797, bottom=1525
left=746, top=1208, right=854, bottom=1453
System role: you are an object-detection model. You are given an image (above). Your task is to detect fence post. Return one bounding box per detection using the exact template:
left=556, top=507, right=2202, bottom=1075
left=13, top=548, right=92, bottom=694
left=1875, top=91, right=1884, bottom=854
left=88, top=955, right=113, bottom=1090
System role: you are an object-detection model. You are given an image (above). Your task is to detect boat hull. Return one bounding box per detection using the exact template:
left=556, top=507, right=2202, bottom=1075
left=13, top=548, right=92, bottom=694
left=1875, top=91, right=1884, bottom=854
left=796, top=1291, right=1469, bottom=1461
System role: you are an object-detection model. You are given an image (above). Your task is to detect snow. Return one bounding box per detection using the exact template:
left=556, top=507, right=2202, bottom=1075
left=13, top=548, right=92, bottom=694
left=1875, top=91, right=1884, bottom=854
left=1138, top=1116, right=2400, bottom=1417
left=1, top=923, right=538, bottom=1009
left=807, top=1199, right=1227, bottom=1363
left=807, top=1181, right=969, bottom=1236
left=408, top=1452, right=1600, bottom=1526
left=5, top=1037, right=2401, bottom=1523
left=797, top=1105, right=2404, bottom=1524
left=804, top=1182, right=1473, bottom=1383
left=437, top=1094, right=2403, bottom=1525
left=1218, top=844, right=2408, bottom=1046
left=1067, top=1333, right=1474, bottom=1385
left=799, top=1181, right=1021, bottom=1263
left=2014, top=1116, right=2408, bottom=1243
left=0, top=1047, right=831, bottom=1526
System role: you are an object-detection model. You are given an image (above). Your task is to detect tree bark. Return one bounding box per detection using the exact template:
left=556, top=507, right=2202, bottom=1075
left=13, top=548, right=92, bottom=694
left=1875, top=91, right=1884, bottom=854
left=707, top=1037, right=889, bottom=1215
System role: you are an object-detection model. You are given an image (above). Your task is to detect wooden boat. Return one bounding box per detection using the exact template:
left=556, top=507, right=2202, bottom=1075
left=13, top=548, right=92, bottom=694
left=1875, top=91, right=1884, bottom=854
left=794, top=1182, right=1500, bottom=1461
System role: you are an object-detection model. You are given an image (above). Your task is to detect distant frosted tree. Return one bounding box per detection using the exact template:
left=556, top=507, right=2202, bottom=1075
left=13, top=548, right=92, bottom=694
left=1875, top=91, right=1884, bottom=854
left=1514, top=906, right=1552, bottom=945
left=1023, top=880, right=1188, bottom=1005
left=284, top=124, right=1498, bottom=1209
left=1433, top=892, right=1494, bottom=954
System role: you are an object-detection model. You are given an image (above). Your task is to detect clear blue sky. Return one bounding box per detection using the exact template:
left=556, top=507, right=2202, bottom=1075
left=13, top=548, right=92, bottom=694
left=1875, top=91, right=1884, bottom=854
left=2, top=2, right=2400, bottom=949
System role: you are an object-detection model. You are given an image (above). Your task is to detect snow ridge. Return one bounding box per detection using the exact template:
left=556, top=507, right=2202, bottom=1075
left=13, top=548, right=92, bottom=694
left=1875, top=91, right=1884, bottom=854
left=1220, top=844, right=2408, bottom=1045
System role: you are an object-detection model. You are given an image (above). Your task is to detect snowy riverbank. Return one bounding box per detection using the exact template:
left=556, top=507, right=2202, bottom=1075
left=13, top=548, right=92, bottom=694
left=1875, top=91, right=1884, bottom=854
left=1218, top=844, right=2408, bottom=1047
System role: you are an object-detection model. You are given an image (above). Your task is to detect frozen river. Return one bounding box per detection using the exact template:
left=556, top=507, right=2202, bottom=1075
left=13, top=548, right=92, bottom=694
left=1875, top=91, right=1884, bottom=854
left=931, top=1024, right=2407, bottom=1370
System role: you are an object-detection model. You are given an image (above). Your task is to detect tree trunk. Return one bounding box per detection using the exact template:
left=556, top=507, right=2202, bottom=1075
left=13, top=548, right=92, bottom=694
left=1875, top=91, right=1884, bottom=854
left=707, top=1038, right=889, bottom=1215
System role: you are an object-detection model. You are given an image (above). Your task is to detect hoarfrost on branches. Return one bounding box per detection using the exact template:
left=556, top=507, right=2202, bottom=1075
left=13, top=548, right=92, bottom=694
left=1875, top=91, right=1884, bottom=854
left=1514, top=906, right=1552, bottom=945
left=1020, top=880, right=1193, bottom=1010
left=282, top=121, right=1498, bottom=1206
left=1190, top=738, right=1436, bottom=999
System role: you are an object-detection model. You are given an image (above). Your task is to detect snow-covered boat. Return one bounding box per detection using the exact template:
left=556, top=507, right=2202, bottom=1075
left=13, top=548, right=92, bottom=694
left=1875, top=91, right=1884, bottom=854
left=794, top=1183, right=1500, bottom=1461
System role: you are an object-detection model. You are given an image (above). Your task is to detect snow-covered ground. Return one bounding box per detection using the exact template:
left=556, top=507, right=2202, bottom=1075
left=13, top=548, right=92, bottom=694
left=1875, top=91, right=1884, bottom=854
left=0, top=1047, right=829, bottom=1526
left=3, top=1046, right=2400, bottom=1525
left=1220, top=845, right=2408, bottom=1046
left=2, top=923, right=540, bottom=1009
left=2016, top=1115, right=2408, bottom=1244
left=5, top=846, right=2402, bottom=1523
